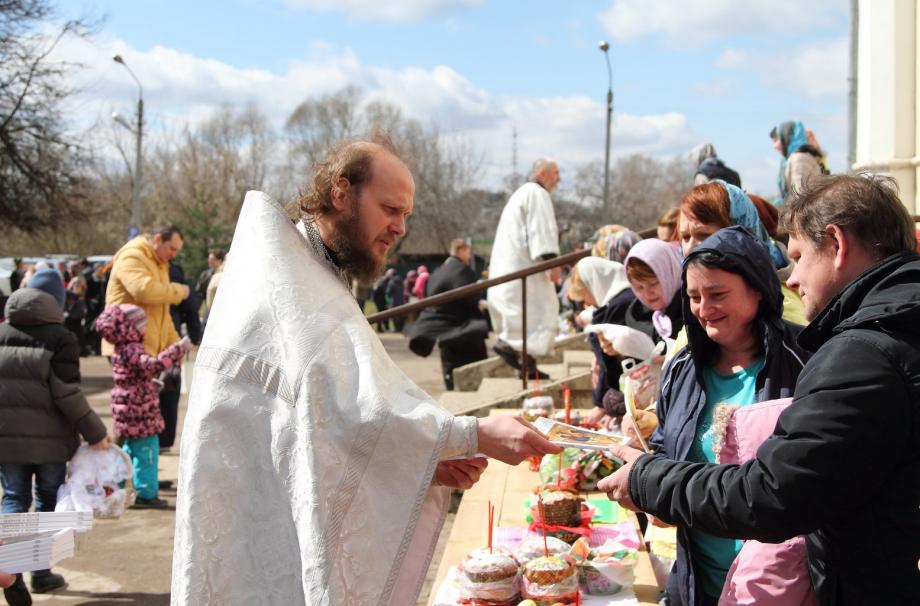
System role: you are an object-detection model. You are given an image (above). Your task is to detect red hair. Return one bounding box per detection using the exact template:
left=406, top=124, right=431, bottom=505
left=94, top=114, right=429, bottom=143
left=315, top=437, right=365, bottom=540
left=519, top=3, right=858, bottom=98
left=679, top=183, right=731, bottom=228
left=747, top=194, right=779, bottom=238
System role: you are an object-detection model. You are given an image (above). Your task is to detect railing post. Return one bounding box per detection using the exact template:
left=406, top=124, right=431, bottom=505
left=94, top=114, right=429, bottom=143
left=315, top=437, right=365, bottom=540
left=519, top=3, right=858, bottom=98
left=521, top=275, right=528, bottom=391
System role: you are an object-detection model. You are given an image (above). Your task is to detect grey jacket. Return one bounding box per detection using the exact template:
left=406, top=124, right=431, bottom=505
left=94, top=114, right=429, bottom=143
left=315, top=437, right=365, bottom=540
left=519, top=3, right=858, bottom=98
left=0, top=288, right=106, bottom=464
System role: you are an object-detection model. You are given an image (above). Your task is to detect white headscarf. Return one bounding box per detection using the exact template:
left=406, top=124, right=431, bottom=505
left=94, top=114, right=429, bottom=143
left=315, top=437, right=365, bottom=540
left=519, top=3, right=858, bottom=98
left=575, top=257, right=630, bottom=307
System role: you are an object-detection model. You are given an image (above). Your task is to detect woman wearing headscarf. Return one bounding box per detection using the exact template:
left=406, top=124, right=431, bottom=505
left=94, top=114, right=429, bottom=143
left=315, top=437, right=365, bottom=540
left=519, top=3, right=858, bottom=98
left=623, top=238, right=684, bottom=344
left=690, top=143, right=742, bottom=188
left=609, top=226, right=810, bottom=606
left=592, top=238, right=686, bottom=440
left=567, top=256, right=634, bottom=425
left=770, top=120, right=824, bottom=204
left=678, top=180, right=806, bottom=326
left=573, top=228, right=643, bottom=425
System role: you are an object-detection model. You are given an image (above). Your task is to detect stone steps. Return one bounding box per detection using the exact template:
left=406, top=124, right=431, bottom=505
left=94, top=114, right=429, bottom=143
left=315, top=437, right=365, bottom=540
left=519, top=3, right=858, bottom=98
left=439, top=369, right=593, bottom=416
left=452, top=332, right=590, bottom=392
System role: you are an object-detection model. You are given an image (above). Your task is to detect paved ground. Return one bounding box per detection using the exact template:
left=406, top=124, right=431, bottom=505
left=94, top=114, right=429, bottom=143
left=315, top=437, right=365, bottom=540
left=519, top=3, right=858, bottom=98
left=19, top=331, right=450, bottom=605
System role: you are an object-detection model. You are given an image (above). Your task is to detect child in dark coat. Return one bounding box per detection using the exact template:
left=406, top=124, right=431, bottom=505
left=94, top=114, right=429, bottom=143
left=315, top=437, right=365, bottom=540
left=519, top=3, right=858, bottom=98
left=95, top=304, right=189, bottom=508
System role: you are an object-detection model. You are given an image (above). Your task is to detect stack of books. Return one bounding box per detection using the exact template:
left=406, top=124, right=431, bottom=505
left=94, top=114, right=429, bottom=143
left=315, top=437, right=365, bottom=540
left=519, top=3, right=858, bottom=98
left=0, top=512, right=93, bottom=574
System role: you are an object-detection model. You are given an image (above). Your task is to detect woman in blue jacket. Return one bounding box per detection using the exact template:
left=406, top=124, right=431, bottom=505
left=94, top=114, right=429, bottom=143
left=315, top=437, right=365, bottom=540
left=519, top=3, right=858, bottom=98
left=649, top=226, right=810, bottom=605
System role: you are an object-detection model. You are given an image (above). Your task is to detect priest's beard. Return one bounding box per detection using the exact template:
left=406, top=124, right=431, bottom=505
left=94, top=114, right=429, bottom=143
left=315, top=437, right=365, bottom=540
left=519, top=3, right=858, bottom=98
left=328, top=206, right=388, bottom=282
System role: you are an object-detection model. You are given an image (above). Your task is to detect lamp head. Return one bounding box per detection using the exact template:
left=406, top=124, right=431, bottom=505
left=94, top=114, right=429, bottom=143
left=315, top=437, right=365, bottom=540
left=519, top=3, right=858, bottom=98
left=113, top=54, right=125, bottom=64
left=599, top=40, right=610, bottom=52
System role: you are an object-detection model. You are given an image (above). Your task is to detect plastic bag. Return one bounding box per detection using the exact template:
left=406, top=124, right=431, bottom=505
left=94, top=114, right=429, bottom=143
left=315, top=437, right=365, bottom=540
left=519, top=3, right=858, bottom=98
left=522, top=395, right=554, bottom=422
left=458, top=548, right=521, bottom=603
left=620, top=339, right=668, bottom=411
left=585, top=323, right=655, bottom=360
left=515, top=536, right=572, bottom=564
left=55, top=445, right=135, bottom=519
left=521, top=555, right=579, bottom=603
left=538, top=448, right=579, bottom=486
left=578, top=539, right=638, bottom=595
left=574, top=450, right=622, bottom=491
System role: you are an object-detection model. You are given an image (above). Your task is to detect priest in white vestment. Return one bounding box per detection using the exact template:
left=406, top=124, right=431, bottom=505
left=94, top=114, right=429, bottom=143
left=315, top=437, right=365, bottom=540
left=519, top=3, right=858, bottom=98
left=171, top=139, right=560, bottom=606
left=487, top=158, right=562, bottom=370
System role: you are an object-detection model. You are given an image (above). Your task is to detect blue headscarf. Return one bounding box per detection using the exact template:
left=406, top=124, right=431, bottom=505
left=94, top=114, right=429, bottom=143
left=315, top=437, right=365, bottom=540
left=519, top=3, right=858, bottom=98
left=715, top=180, right=786, bottom=269
left=777, top=120, right=809, bottom=157
left=774, top=120, right=810, bottom=203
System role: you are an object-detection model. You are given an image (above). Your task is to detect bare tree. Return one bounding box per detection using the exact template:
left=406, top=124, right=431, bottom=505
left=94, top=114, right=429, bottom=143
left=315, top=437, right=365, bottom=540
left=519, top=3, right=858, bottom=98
left=573, top=155, right=693, bottom=231
left=0, top=0, right=96, bottom=231
left=282, top=86, right=482, bottom=257
left=142, top=104, right=277, bottom=277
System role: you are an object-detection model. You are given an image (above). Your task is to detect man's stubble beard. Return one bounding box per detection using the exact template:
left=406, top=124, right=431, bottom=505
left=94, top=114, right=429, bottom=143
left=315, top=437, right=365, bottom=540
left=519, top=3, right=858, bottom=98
left=328, top=205, right=389, bottom=283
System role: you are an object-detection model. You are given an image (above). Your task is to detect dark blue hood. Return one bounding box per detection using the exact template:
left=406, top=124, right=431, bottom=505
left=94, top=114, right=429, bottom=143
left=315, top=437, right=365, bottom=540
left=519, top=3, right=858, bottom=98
left=682, top=225, right=783, bottom=367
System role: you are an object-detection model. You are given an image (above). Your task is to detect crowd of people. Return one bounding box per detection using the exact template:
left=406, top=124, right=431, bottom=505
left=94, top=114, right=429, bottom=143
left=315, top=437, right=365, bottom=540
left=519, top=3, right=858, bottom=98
left=0, top=119, right=918, bottom=606
left=0, top=229, right=226, bottom=602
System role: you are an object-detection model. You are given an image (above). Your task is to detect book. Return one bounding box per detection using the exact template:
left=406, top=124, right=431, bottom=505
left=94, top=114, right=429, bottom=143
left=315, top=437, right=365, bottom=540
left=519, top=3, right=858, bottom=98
left=533, top=417, right=627, bottom=462
left=0, top=529, right=74, bottom=574
left=0, top=511, right=93, bottom=537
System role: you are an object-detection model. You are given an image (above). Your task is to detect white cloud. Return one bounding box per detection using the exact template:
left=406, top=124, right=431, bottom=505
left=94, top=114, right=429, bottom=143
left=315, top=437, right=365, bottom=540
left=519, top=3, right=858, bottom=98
left=717, top=38, right=847, bottom=100
left=55, top=32, right=696, bottom=190
left=471, top=97, right=696, bottom=188
left=283, top=0, right=483, bottom=21
left=735, top=153, right=784, bottom=199
left=715, top=49, right=749, bottom=69
left=692, top=78, right=732, bottom=98
left=598, top=0, right=844, bottom=48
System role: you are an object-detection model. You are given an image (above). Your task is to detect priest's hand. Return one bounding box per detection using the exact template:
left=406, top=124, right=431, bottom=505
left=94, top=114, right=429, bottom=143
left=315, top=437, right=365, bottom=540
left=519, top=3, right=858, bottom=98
left=597, top=442, right=646, bottom=512
left=434, top=458, right=488, bottom=490
left=476, top=415, right=562, bottom=465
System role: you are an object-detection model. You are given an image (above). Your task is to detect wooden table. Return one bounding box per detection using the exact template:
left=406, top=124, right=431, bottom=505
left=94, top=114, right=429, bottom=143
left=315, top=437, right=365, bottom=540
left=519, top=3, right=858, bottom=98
left=429, top=411, right=662, bottom=605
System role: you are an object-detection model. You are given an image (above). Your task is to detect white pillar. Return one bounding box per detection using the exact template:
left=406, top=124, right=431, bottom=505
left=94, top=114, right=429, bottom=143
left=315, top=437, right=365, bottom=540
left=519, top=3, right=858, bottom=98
left=854, top=0, right=918, bottom=213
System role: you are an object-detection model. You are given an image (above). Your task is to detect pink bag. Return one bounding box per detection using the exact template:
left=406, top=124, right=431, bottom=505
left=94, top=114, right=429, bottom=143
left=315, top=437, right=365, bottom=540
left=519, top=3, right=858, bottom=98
left=716, top=398, right=817, bottom=606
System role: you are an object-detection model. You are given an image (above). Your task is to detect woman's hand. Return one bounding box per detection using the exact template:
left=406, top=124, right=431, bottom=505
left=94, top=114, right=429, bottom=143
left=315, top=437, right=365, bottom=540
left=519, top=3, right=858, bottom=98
left=597, top=333, right=619, bottom=357
left=583, top=406, right=609, bottom=427
left=623, top=409, right=658, bottom=448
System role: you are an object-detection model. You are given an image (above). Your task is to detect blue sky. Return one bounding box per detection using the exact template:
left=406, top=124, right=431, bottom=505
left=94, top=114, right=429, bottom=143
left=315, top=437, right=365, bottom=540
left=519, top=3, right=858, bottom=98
left=59, top=0, right=850, bottom=200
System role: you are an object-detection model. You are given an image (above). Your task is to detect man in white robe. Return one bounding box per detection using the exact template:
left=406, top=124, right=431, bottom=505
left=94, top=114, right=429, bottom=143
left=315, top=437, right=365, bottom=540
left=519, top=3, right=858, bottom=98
left=487, top=158, right=562, bottom=376
left=171, top=138, right=560, bottom=606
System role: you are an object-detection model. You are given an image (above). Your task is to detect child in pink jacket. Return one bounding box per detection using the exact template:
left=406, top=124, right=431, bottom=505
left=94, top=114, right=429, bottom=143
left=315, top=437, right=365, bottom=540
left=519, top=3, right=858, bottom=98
left=714, top=397, right=816, bottom=606
left=95, top=304, right=190, bottom=508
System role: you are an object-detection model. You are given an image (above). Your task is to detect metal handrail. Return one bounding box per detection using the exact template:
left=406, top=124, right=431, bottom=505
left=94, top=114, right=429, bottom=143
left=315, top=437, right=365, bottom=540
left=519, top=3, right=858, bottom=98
left=368, top=247, right=589, bottom=322
left=368, top=227, right=658, bottom=390
left=368, top=225, right=658, bottom=325
left=368, top=247, right=591, bottom=390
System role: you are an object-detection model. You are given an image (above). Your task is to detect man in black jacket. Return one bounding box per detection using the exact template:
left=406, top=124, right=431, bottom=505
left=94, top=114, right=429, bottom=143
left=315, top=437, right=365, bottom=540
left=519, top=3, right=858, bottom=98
left=600, top=174, right=920, bottom=605
left=161, top=261, right=202, bottom=454
left=407, top=239, right=488, bottom=390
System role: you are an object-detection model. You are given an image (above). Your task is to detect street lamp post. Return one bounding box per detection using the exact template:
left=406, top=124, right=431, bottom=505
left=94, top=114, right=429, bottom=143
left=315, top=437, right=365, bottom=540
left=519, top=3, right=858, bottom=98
left=599, top=41, right=613, bottom=219
left=112, top=54, right=144, bottom=235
